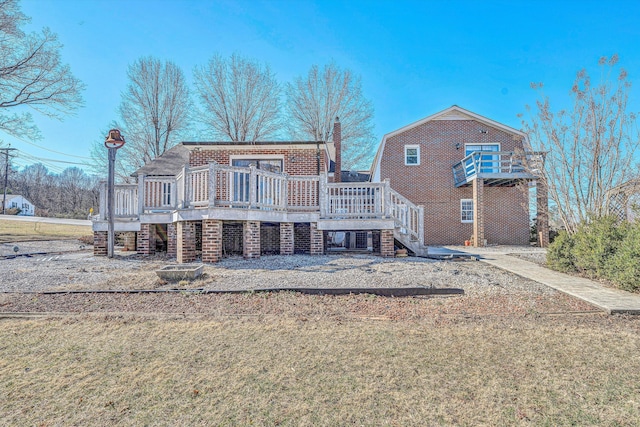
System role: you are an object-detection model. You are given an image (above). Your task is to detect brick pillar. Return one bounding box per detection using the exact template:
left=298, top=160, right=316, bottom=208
left=177, top=221, right=197, bottom=263
left=380, top=229, right=395, bottom=257
left=123, top=232, right=136, bottom=251
left=202, top=219, right=223, bottom=263
left=243, top=221, right=261, bottom=259
left=93, top=231, right=107, bottom=256
left=167, top=223, right=177, bottom=258
left=310, top=222, right=324, bottom=255
left=537, top=180, right=550, bottom=248
left=137, top=223, right=156, bottom=255
left=280, top=222, right=294, bottom=255
left=473, top=178, right=485, bottom=247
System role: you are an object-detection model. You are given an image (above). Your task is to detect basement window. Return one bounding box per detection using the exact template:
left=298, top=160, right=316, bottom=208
left=405, top=145, right=420, bottom=165
left=461, top=199, right=474, bottom=223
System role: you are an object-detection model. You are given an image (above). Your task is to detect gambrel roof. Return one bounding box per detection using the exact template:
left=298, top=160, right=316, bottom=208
left=370, top=105, right=530, bottom=181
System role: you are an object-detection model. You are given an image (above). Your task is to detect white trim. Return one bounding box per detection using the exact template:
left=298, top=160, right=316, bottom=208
left=461, top=199, right=474, bottom=223
left=464, top=142, right=501, bottom=153
left=370, top=105, right=531, bottom=182
left=404, top=144, right=420, bottom=166
left=188, top=144, right=319, bottom=151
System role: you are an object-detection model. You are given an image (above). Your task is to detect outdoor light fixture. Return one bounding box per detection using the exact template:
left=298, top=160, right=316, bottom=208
left=104, top=128, right=125, bottom=258
left=455, top=143, right=461, bottom=150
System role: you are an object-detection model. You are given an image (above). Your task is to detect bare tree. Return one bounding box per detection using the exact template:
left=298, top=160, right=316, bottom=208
left=193, top=53, right=282, bottom=142
left=118, top=57, right=191, bottom=170
left=0, top=0, right=84, bottom=140
left=286, top=63, right=376, bottom=170
left=521, top=55, right=640, bottom=233
left=89, top=58, right=191, bottom=180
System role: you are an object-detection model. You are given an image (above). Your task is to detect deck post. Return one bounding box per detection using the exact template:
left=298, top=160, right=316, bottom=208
left=281, top=174, right=289, bottom=211
left=319, top=172, right=328, bottom=217
left=383, top=179, right=392, bottom=219
left=137, top=174, right=145, bottom=215
left=208, top=162, right=216, bottom=208
left=249, top=165, right=257, bottom=209
left=473, top=178, right=485, bottom=247
left=418, top=205, right=425, bottom=244
left=180, top=166, right=187, bottom=208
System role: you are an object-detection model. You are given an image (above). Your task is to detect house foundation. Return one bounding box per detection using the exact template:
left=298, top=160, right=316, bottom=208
left=380, top=229, right=395, bottom=257
left=167, top=223, right=177, bottom=258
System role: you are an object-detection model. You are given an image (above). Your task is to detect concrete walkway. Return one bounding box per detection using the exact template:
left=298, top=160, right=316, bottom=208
left=461, top=247, right=640, bottom=315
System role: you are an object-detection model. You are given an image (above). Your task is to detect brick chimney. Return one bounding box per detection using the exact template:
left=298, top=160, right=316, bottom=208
left=333, top=116, right=341, bottom=183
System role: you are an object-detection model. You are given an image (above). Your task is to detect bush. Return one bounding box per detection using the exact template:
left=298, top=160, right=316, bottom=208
left=546, top=230, right=576, bottom=272
left=572, top=216, right=627, bottom=278
left=604, top=224, right=640, bottom=292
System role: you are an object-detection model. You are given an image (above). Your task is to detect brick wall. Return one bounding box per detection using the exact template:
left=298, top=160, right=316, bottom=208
left=202, top=219, right=223, bottom=263
left=93, top=231, right=107, bottom=256
left=243, top=221, right=261, bottom=259
left=188, top=146, right=325, bottom=176
left=167, top=223, right=177, bottom=258
left=380, top=229, right=395, bottom=257
left=122, top=232, right=136, bottom=251
left=177, top=221, right=197, bottom=263
left=137, top=223, right=156, bottom=255
left=260, top=222, right=280, bottom=255
left=294, top=223, right=311, bottom=254
left=310, top=222, right=323, bottom=255
left=380, top=118, right=530, bottom=245
left=223, top=222, right=243, bottom=255
left=280, top=222, right=294, bottom=255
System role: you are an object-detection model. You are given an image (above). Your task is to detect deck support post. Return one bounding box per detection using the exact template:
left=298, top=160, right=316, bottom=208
left=310, top=222, right=323, bottom=255
left=177, top=221, right=196, bottom=263
left=473, top=178, right=485, bottom=247
left=280, top=222, right=294, bottom=255
left=202, top=219, right=223, bottom=263
left=167, top=223, right=177, bottom=258
left=243, top=220, right=261, bottom=259
left=137, top=223, right=156, bottom=255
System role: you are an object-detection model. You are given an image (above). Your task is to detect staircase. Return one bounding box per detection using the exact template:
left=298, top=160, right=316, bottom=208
left=387, top=189, right=428, bottom=256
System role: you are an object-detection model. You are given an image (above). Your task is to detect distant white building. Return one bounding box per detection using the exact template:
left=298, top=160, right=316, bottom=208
left=2, top=194, right=35, bottom=216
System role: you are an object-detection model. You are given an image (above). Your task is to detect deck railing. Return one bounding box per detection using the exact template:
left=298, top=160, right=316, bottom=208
left=452, top=151, right=545, bottom=187
left=103, top=164, right=424, bottom=241
left=389, top=188, right=423, bottom=242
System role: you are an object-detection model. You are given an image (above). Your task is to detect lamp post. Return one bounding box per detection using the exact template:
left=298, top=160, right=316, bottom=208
left=104, top=129, right=125, bottom=258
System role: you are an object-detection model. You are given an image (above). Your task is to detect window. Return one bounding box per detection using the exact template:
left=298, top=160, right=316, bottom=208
left=405, top=145, right=420, bottom=165
left=465, top=144, right=500, bottom=173
left=461, top=199, right=474, bottom=223
left=162, top=182, right=171, bottom=206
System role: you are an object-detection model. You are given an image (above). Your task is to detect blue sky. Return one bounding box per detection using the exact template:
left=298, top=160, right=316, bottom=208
left=6, top=0, right=640, bottom=173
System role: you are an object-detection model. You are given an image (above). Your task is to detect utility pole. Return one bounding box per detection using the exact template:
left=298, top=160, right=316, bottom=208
left=1, top=147, right=17, bottom=215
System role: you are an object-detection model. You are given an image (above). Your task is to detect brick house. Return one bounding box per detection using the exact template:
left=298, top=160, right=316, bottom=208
left=370, top=105, right=548, bottom=248
left=93, top=108, right=546, bottom=261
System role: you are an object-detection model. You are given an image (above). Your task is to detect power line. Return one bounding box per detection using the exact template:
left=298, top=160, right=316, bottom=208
left=7, top=133, right=93, bottom=160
